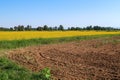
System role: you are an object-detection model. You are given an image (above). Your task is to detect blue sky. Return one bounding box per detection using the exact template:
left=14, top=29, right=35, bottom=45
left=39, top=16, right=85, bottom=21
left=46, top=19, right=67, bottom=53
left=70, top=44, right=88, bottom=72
left=0, top=0, right=120, bottom=28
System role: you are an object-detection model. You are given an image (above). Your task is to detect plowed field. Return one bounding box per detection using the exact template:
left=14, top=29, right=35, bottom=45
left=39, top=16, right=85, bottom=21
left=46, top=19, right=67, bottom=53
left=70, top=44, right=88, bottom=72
left=8, top=36, right=120, bottom=80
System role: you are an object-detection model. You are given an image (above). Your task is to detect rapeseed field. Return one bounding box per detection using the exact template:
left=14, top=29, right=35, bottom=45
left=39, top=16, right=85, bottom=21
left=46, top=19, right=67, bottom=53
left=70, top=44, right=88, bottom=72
left=0, top=31, right=120, bottom=41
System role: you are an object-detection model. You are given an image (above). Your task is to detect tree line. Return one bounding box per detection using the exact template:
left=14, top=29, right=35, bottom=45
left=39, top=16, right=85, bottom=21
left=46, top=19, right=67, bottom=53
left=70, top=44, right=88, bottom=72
left=0, top=25, right=120, bottom=31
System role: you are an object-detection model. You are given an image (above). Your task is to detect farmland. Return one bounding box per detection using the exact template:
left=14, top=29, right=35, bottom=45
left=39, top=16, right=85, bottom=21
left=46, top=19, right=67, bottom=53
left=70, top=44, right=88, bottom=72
left=0, top=31, right=120, bottom=40
left=0, top=31, right=120, bottom=80
left=1, top=0, right=120, bottom=79
left=0, top=31, right=120, bottom=50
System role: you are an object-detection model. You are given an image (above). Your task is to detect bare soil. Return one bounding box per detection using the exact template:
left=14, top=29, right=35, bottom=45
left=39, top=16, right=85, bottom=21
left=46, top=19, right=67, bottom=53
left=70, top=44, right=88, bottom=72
left=8, top=36, right=120, bottom=80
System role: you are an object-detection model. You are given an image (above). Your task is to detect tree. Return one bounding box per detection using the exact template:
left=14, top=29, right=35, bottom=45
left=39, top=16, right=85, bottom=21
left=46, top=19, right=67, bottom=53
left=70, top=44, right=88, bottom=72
left=10, top=27, right=13, bottom=31
left=68, top=27, right=71, bottom=30
left=14, top=26, right=18, bottom=31
left=37, top=26, right=43, bottom=31
left=58, top=25, right=64, bottom=30
left=93, top=26, right=101, bottom=30
left=71, top=27, right=76, bottom=30
left=86, top=25, right=92, bottom=30
left=48, top=27, right=53, bottom=31
left=53, top=26, right=58, bottom=30
left=75, top=27, right=81, bottom=30
left=43, top=25, right=48, bottom=30
left=18, top=25, right=25, bottom=31
left=25, top=25, right=32, bottom=31
left=0, top=27, right=10, bottom=31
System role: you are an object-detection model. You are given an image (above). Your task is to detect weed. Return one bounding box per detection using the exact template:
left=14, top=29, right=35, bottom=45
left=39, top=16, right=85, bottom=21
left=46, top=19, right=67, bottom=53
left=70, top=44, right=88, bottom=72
left=0, top=57, right=51, bottom=80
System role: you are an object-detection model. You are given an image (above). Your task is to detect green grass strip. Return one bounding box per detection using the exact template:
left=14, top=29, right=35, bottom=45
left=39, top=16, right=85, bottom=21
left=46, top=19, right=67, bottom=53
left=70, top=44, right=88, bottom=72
left=0, top=57, right=51, bottom=80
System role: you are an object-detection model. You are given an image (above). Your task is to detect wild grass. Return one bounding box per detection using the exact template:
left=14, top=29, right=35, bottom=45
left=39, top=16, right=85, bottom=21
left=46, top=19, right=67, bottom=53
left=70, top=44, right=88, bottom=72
left=0, top=57, right=51, bottom=80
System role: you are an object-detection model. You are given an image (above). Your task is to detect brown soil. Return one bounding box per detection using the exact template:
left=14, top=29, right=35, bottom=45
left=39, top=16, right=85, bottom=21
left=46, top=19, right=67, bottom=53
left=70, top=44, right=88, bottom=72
left=8, top=36, right=120, bottom=80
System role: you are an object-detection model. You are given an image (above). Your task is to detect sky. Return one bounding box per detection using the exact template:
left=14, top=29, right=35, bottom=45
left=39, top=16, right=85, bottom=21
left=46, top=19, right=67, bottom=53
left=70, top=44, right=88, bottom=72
left=0, top=0, right=120, bottom=28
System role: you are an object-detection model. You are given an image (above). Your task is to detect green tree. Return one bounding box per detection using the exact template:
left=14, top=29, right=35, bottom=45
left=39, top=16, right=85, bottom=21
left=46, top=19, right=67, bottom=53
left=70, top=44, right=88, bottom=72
left=53, top=26, right=58, bottom=30
left=14, top=26, right=18, bottom=31
left=58, top=25, right=64, bottom=30
left=71, top=27, right=76, bottom=30
left=25, top=25, right=32, bottom=31
left=37, top=26, right=43, bottom=31
left=18, top=25, right=25, bottom=31
left=75, top=27, right=81, bottom=30
left=48, top=27, right=53, bottom=31
left=10, top=27, right=13, bottom=31
left=43, top=25, right=48, bottom=30
left=68, top=27, right=71, bottom=30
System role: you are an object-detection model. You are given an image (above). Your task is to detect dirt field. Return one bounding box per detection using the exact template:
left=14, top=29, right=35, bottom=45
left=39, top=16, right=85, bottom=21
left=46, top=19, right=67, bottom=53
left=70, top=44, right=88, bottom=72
left=8, top=36, right=120, bottom=80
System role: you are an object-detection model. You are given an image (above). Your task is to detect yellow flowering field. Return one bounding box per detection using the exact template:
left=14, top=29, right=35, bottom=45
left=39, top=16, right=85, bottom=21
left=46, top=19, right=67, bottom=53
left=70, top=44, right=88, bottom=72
left=0, top=31, right=120, bottom=41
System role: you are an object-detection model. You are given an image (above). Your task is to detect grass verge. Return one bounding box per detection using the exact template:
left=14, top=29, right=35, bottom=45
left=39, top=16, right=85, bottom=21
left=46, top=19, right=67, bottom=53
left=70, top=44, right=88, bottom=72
left=0, top=57, right=51, bottom=80
left=0, top=34, right=120, bottom=50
